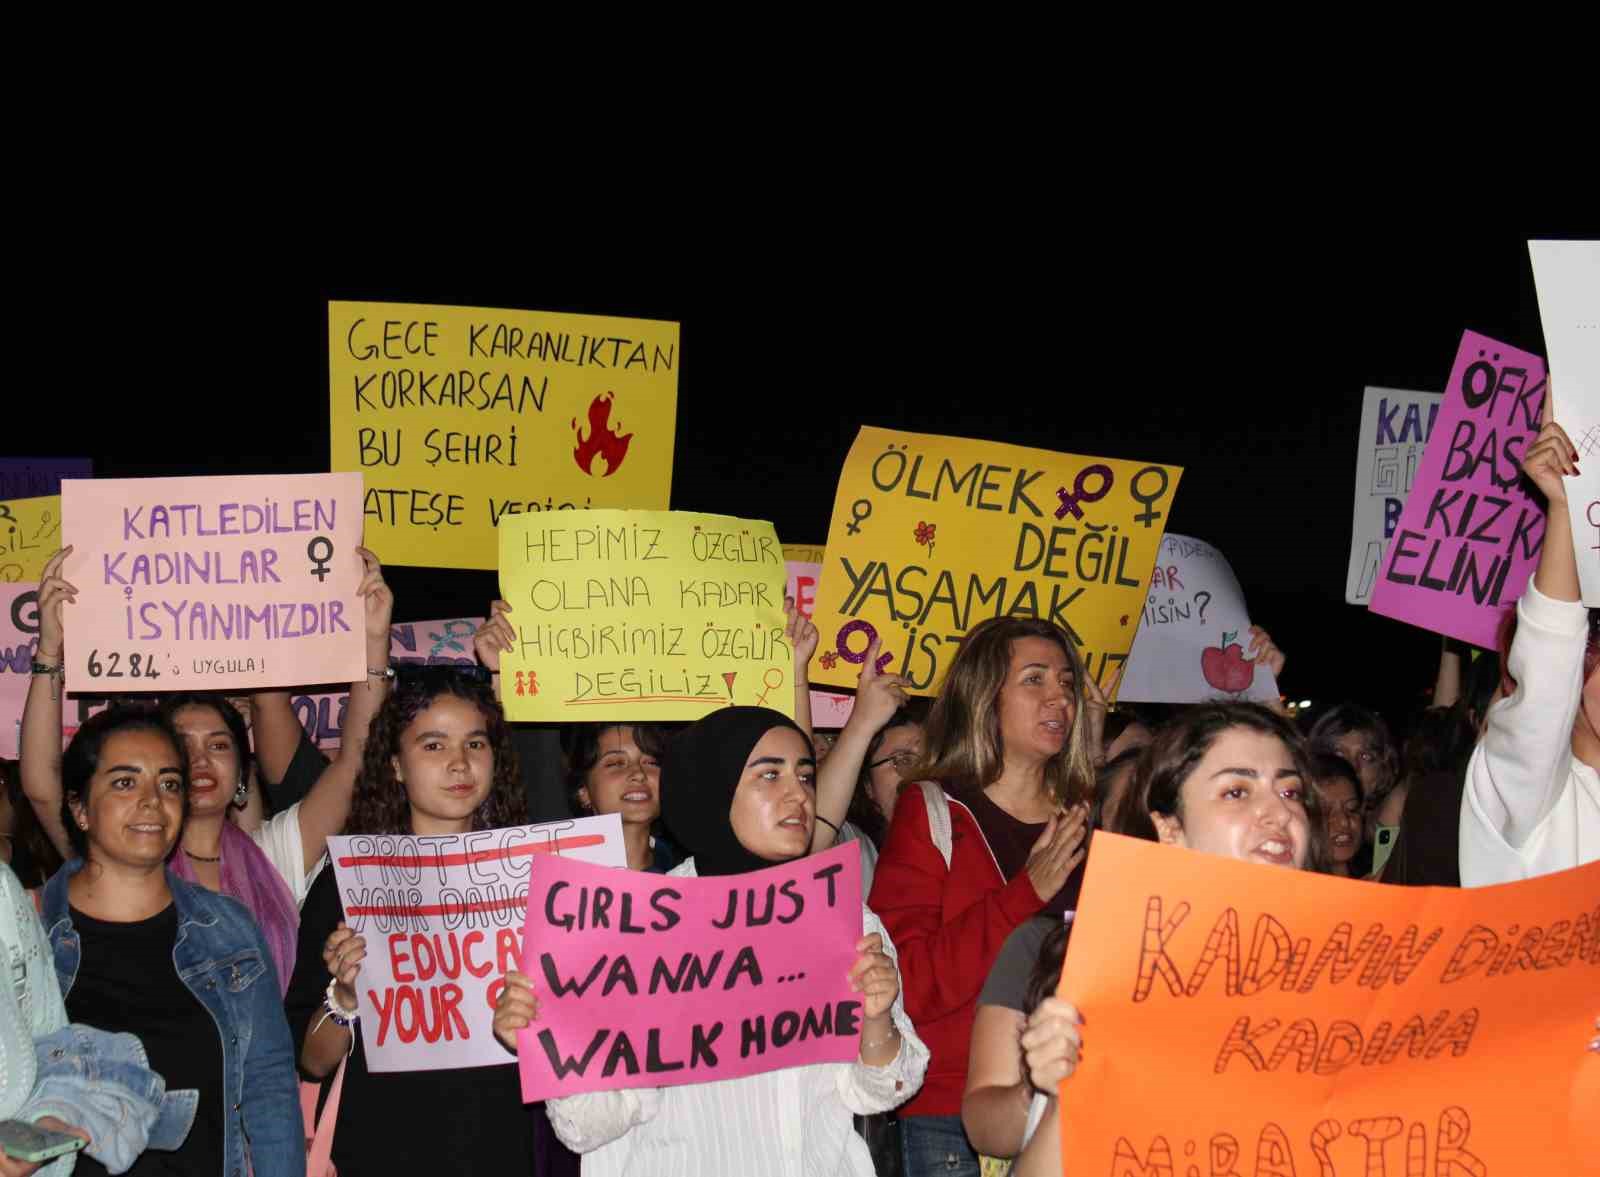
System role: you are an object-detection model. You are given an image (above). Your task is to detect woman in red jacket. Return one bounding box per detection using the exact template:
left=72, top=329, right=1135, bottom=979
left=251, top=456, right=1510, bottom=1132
left=867, top=616, right=1093, bottom=1177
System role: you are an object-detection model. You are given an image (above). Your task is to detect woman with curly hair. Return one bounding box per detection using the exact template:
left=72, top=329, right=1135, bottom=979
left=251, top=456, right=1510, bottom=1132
left=285, top=667, right=546, bottom=1176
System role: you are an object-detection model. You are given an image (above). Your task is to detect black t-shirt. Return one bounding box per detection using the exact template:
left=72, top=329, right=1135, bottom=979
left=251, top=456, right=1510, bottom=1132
left=966, top=791, right=1084, bottom=918
left=65, top=904, right=224, bottom=1177
left=287, top=868, right=543, bottom=1177
left=266, top=729, right=330, bottom=812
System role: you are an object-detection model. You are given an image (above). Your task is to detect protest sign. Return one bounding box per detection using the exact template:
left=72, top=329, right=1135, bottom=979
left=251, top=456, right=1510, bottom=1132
left=0, top=459, right=90, bottom=501
left=782, top=543, right=826, bottom=565
left=60, top=473, right=366, bottom=693
left=328, top=814, right=626, bottom=1072
left=498, top=510, right=791, bottom=722
left=328, top=301, right=679, bottom=571
left=1367, top=332, right=1548, bottom=649
left=1056, top=833, right=1596, bottom=1177
left=1529, top=239, right=1600, bottom=605
left=785, top=556, right=854, bottom=724
left=517, top=842, right=863, bottom=1102
left=0, top=583, right=38, bottom=758
left=0, top=496, right=63, bottom=583
left=808, top=427, right=1181, bottom=694
left=1345, top=388, right=1442, bottom=606
left=1119, top=534, right=1279, bottom=704
left=288, top=617, right=483, bottom=748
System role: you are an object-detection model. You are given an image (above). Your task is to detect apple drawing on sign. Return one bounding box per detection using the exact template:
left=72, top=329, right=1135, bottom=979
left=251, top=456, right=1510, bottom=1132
left=1201, top=630, right=1254, bottom=694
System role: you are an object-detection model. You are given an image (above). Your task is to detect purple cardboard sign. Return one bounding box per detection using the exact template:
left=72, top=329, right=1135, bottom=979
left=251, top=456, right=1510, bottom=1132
left=1367, top=331, right=1548, bottom=648
left=0, top=458, right=91, bottom=501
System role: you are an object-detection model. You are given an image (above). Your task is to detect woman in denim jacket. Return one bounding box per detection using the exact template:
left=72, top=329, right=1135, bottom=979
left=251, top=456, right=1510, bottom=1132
left=38, top=706, right=302, bottom=1177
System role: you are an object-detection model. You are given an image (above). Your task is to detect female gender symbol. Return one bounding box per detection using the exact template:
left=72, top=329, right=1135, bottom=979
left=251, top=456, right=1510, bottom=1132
left=306, top=536, right=334, bottom=581
left=1054, top=464, right=1114, bottom=520
left=846, top=498, right=873, bottom=535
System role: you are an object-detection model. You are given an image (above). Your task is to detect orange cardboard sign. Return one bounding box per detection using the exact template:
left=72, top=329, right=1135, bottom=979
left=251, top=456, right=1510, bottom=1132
left=1058, top=833, right=1597, bottom=1177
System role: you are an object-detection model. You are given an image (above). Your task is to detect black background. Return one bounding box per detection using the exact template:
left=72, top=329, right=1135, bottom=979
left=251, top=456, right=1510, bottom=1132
left=17, top=212, right=1596, bottom=729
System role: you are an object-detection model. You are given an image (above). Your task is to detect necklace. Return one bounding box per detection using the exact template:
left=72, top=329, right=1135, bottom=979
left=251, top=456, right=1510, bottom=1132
left=184, top=848, right=222, bottom=863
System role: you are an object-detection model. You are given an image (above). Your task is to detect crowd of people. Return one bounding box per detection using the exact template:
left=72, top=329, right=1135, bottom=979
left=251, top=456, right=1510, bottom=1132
left=0, top=408, right=1594, bottom=1177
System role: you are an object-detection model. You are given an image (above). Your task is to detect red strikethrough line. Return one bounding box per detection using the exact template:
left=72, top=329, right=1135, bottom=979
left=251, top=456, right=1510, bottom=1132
left=335, top=833, right=607, bottom=869
left=346, top=897, right=526, bottom=918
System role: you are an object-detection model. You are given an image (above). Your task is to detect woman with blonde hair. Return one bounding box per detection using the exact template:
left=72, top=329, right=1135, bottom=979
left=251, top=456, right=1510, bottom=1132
left=867, top=616, right=1096, bottom=1177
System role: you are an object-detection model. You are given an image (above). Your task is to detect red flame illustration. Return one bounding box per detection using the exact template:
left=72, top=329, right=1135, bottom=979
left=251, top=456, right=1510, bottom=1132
left=572, top=392, right=633, bottom=476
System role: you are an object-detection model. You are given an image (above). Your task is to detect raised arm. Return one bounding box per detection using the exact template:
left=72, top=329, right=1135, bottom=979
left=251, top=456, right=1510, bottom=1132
left=811, top=635, right=909, bottom=851
left=1467, top=392, right=1584, bottom=851
left=19, top=548, right=75, bottom=859
left=786, top=596, right=818, bottom=752
left=249, top=690, right=309, bottom=804
left=1432, top=636, right=1465, bottom=710
left=473, top=600, right=515, bottom=702
left=292, top=547, right=392, bottom=875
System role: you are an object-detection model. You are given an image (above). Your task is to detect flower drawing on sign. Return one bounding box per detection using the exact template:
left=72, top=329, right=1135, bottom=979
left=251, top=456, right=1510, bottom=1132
left=913, top=521, right=936, bottom=555
left=1200, top=631, right=1255, bottom=695
left=818, top=651, right=839, bottom=671
left=572, top=392, right=634, bottom=476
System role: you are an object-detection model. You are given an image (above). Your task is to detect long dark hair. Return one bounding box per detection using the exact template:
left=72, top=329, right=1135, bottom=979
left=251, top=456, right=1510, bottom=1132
left=60, top=705, right=188, bottom=860
left=1, top=759, right=63, bottom=886
left=345, top=669, right=524, bottom=837
left=159, top=692, right=252, bottom=791
left=561, top=722, right=678, bottom=816
left=1308, top=703, right=1398, bottom=802
left=1109, top=702, right=1326, bottom=871
left=1024, top=921, right=1070, bottom=1018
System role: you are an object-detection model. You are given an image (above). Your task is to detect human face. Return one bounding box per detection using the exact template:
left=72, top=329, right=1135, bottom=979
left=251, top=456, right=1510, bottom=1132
left=866, top=723, right=922, bottom=822
left=578, top=726, right=661, bottom=827
left=1315, top=775, right=1362, bottom=866
left=391, top=695, right=496, bottom=836
left=73, top=728, right=185, bottom=868
left=728, top=726, right=816, bottom=862
left=1150, top=727, right=1310, bottom=869
left=996, top=637, right=1076, bottom=767
left=171, top=704, right=240, bottom=817
left=1332, top=730, right=1384, bottom=798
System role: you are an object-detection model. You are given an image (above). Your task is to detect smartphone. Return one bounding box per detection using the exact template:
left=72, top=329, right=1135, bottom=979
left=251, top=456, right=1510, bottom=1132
left=1370, top=824, right=1399, bottom=876
left=0, top=1120, right=88, bottom=1163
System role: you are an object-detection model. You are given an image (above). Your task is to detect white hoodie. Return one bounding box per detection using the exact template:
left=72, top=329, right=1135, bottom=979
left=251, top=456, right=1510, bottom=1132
left=1460, top=580, right=1600, bottom=884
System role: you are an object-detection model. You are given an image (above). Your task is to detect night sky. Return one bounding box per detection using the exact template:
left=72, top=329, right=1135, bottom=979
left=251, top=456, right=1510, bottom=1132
left=21, top=212, right=1596, bottom=728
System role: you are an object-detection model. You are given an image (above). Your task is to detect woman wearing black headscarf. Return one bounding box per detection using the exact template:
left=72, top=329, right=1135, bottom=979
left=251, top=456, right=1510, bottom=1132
left=495, top=707, right=929, bottom=1177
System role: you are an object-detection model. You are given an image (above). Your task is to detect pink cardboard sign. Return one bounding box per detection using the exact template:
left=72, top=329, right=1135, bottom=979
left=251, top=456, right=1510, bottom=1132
left=0, top=583, right=39, bottom=758
left=518, top=842, right=864, bottom=1102
left=60, top=473, right=366, bottom=692
left=1367, top=332, right=1549, bottom=648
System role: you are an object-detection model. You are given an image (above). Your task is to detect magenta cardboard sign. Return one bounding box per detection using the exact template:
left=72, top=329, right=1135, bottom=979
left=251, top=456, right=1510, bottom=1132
left=518, top=843, right=864, bottom=1101
left=1368, top=331, right=1548, bottom=648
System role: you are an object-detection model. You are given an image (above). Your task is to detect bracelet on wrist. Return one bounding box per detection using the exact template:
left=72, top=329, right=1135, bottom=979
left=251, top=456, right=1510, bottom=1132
left=367, top=664, right=395, bottom=680
left=323, top=977, right=358, bottom=1027
left=862, top=1025, right=900, bottom=1052
left=31, top=658, right=64, bottom=678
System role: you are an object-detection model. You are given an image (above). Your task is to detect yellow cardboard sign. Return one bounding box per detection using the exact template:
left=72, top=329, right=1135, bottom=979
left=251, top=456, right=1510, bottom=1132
left=498, top=510, right=792, bottom=722
left=0, top=495, right=63, bottom=582
left=809, top=427, right=1182, bottom=693
left=329, top=301, right=680, bottom=570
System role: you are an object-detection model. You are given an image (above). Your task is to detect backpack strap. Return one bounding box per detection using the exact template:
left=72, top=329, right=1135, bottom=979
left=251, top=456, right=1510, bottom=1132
left=917, top=781, right=954, bottom=870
